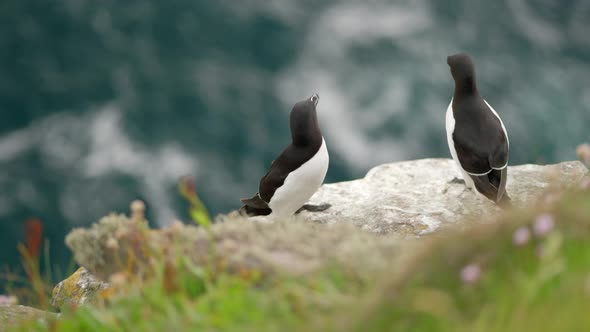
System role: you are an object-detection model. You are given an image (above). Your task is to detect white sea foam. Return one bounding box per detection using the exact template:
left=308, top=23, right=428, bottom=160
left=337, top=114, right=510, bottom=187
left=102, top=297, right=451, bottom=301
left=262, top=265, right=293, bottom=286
left=1, top=0, right=589, bottom=227
left=0, top=104, right=198, bottom=227
left=276, top=2, right=435, bottom=171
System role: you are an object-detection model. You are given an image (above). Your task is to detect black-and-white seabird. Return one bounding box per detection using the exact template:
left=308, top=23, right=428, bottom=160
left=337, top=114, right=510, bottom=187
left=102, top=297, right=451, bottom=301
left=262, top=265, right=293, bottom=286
left=445, top=53, right=511, bottom=207
left=240, top=93, right=330, bottom=218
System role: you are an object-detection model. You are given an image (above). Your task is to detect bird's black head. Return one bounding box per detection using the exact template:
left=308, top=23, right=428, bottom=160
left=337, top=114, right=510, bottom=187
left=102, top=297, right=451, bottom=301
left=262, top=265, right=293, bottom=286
left=290, top=93, right=321, bottom=147
left=447, top=53, right=476, bottom=80
left=447, top=53, right=478, bottom=94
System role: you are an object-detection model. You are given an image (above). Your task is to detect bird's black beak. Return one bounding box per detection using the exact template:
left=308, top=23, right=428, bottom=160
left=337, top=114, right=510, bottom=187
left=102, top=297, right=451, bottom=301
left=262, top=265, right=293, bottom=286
left=446, top=55, right=452, bottom=66
left=310, top=93, right=319, bottom=107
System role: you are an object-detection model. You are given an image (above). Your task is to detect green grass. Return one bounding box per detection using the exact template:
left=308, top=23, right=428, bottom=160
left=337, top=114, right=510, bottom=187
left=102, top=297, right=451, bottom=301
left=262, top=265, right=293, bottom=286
left=15, top=261, right=369, bottom=331
left=10, top=188, right=590, bottom=332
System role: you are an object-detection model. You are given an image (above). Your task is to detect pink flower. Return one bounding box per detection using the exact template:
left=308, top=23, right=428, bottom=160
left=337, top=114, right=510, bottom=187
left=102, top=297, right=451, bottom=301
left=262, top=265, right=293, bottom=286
left=576, top=143, right=590, bottom=166
left=512, top=226, right=531, bottom=246
left=543, top=193, right=560, bottom=205
left=533, top=214, right=555, bottom=237
left=460, top=264, right=481, bottom=284
left=0, top=295, right=17, bottom=306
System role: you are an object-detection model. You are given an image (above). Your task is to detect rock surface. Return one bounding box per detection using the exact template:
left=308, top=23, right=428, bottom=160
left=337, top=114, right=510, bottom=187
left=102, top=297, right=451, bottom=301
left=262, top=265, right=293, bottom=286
left=299, top=159, right=588, bottom=235
left=0, top=305, right=56, bottom=331
left=51, top=267, right=110, bottom=309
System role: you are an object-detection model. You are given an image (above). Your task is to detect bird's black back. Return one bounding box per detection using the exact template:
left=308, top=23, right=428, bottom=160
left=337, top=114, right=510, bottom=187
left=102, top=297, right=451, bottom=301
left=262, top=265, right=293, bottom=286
left=452, top=95, right=509, bottom=174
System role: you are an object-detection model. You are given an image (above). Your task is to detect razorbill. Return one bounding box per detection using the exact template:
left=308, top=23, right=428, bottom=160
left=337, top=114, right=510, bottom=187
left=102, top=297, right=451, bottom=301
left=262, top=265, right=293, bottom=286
left=240, top=93, right=330, bottom=218
left=445, top=53, right=511, bottom=207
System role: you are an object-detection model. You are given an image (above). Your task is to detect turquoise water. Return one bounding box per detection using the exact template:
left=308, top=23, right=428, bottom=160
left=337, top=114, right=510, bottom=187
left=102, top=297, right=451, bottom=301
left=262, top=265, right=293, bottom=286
left=0, top=1, right=589, bottom=284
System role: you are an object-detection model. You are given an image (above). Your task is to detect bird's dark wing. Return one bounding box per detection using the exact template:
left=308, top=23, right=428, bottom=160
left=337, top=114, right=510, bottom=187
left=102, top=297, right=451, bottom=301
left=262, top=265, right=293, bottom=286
left=239, top=146, right=295, bottom=211
left=488, top=132, right=509, bottom=170
left=242, top=140, right=321, bottom=210
left=257, top=146, right=297, bottom=203
left=452, top=100, right=509, bottom=175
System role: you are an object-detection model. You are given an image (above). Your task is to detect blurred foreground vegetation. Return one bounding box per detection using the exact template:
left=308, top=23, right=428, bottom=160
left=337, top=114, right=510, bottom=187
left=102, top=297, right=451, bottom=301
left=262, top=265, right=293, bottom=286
left=6, top=179, right=590, bottom=332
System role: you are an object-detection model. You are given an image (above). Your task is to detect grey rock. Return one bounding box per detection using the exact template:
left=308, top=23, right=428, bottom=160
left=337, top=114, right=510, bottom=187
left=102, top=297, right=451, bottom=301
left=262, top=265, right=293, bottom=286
left=299, top=158, right=588, bottom=235
left=0, top=305, right=56, bottom=331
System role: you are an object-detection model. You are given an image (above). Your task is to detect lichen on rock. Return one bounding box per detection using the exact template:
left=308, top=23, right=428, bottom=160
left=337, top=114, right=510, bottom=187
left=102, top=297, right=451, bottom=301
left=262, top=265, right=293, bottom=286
left=51, top=267, right=110, bottom=310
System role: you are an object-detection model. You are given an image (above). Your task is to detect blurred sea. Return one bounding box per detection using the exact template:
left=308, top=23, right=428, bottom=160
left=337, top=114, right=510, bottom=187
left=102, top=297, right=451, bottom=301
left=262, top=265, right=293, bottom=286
left=1, top=0, right=589, bottom=284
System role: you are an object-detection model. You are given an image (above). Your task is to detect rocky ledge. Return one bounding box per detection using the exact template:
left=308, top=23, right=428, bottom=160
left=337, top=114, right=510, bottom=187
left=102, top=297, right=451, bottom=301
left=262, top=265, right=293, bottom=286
left=299, top=158, right=588, bottom=235
left=61, top=158, right=586, bottom=288
left=3, top=158, right=586, bottom=329
left=0, top=305, right=56, bottom=331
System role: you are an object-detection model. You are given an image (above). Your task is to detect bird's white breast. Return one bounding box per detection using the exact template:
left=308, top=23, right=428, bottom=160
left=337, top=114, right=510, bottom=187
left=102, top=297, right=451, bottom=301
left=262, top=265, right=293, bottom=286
left=445, top=99, right=458, bottom=166
left=268, top=138, right=329, bottom=218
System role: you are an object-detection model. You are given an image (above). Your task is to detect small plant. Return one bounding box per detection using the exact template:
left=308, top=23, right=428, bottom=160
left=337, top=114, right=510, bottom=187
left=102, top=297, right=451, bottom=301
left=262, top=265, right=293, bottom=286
left=1, top=218, right=65, bottom=310
left=178, top=175, right=212, bottom=229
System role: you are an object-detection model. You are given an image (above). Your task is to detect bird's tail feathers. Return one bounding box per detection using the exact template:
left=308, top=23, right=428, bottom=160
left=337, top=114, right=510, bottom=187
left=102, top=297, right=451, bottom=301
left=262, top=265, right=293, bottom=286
left=496, top=167, right=511, bottom=209
left=497, top=193, right=512, bottom=209
left=240, top=193, right=272, bottom=216
left=240, top=194, right=268, bottom=209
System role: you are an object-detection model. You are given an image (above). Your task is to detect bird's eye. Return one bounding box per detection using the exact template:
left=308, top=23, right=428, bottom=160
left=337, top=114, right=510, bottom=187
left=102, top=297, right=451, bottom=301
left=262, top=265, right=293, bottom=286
left=311, top=96, right=317, bottom=102
left=310, top=94, right=319, bottom=104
